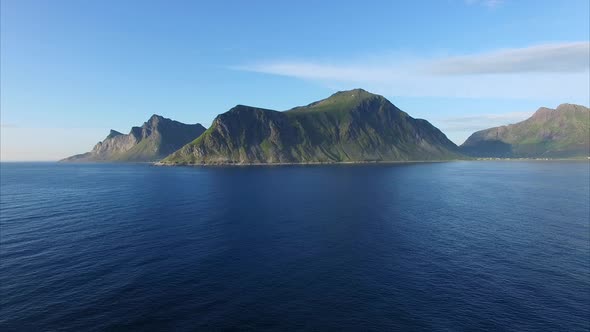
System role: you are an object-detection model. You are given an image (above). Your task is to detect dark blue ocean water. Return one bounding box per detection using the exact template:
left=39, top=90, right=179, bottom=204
left=0, top=161, right=589, bottom=331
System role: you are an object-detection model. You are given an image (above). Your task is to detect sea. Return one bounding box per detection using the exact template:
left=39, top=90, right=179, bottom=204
left=1, top=161, right=589, bottom=331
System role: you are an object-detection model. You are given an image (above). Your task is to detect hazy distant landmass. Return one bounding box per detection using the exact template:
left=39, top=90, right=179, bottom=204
left=62, top=115, right=206, bottom=162
left=461, top=104, right=590, bottom=158
left=162, top=89, right=461, bottom=164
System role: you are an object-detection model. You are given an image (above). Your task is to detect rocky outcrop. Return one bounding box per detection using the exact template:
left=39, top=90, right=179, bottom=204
left=62, top=115, right=206, bottom=162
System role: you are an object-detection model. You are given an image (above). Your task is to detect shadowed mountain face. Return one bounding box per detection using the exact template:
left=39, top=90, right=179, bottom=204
left=62, top=115, right=206, bottom=162
left=461, top=104, right=590, bottom=158
left=162, top=89, right=460, bottom=164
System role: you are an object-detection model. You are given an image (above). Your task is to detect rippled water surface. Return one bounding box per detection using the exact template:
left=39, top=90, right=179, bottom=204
left=1, top=161, right=589, bottom=331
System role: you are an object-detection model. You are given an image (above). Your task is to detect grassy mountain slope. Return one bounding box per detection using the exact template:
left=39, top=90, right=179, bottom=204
left=162, top=89, right=460, bottom=164
left=461, top=104, right=589, bottom=158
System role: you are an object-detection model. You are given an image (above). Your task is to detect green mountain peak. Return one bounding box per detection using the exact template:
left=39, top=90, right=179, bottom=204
left=162, top=89, right=459, bottom=164
left=329, top=88, right=378, bottom=99
left=288, top=88, right=386, bottom=114
left=461, top=103, right=589, bottom=158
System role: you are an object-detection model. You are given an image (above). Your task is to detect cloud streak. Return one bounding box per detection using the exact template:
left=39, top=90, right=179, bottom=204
left=0, top=123, right=18, bottom=128
left=433, top=111, right=530, bottom=132
left=234, top=42, right=590, bottom=100
left=429, top=42, right=590, bottom=75
left=428, top=111, right=533, bottom=144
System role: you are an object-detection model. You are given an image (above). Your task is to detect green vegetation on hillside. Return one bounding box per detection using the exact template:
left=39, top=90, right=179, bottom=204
left=162, top=89, right=461, bottom=164
left=461, top=104, right=589, bottom=158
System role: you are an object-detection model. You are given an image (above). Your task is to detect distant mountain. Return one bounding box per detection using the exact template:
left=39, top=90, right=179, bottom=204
left=461, top=104, right=589, bottom=158
left=161, top=89, right=460, bottom=164
left=62, top=115, right=206, bottom=162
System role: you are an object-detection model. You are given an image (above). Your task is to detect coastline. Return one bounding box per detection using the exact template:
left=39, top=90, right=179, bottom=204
left=153, top=157, right=589, bottom=167
left=154, top=160, right=457, bottom=167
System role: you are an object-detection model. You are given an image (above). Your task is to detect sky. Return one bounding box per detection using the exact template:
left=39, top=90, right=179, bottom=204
left=1, top=0, right=589, bottom=161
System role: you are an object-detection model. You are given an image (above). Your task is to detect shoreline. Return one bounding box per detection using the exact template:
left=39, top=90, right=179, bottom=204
left=6, top=158, right=587, bottom=165
left=153, top=157, right=589, bottom=167
left=154, top=160, right=453, bottom=167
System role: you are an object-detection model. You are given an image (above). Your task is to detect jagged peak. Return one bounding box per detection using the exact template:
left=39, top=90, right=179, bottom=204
left=130, top=126, right=143, bottom=139
left=146, top=114, right=166, bottom=125
left=142, top=114, right=179, bottom=131
left=106, top=129, right=123, bottom=139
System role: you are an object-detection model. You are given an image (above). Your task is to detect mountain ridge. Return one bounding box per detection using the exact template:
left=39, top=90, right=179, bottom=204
left=62, top=91, right=588, bottom=164
left=162, top=89, right=461, bottom=164
left=460, top=104, right=589, bottom=158
left=62, top=115, right=206, bottom=162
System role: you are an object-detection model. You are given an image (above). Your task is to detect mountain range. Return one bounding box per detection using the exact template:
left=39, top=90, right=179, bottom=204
left=163, top=89, right=460, bottom=164
left=62, top=115, right=206, bottom=162
left=461, top=104, right=589, bottom=158
left=62, top=89, right=589, bottom=164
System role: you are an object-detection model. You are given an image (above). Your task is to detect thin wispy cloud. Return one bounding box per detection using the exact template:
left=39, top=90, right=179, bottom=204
left=429, top=42, right=590, bottom=75
left=234, top=42, right=590, bottom=100
left=434, top=111, right=530, bottom=132
left=430, top=111, right=532, bottom=144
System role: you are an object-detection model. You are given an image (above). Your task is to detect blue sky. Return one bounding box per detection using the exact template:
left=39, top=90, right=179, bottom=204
left=1, top=0, right=589, bottom=161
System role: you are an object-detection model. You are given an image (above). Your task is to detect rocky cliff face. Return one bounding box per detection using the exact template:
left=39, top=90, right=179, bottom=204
left=461, top=104, right=590, bottom=158
left=162, top=89, right=460, bottom=164
left=62, top=115, right=206, bottom=162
